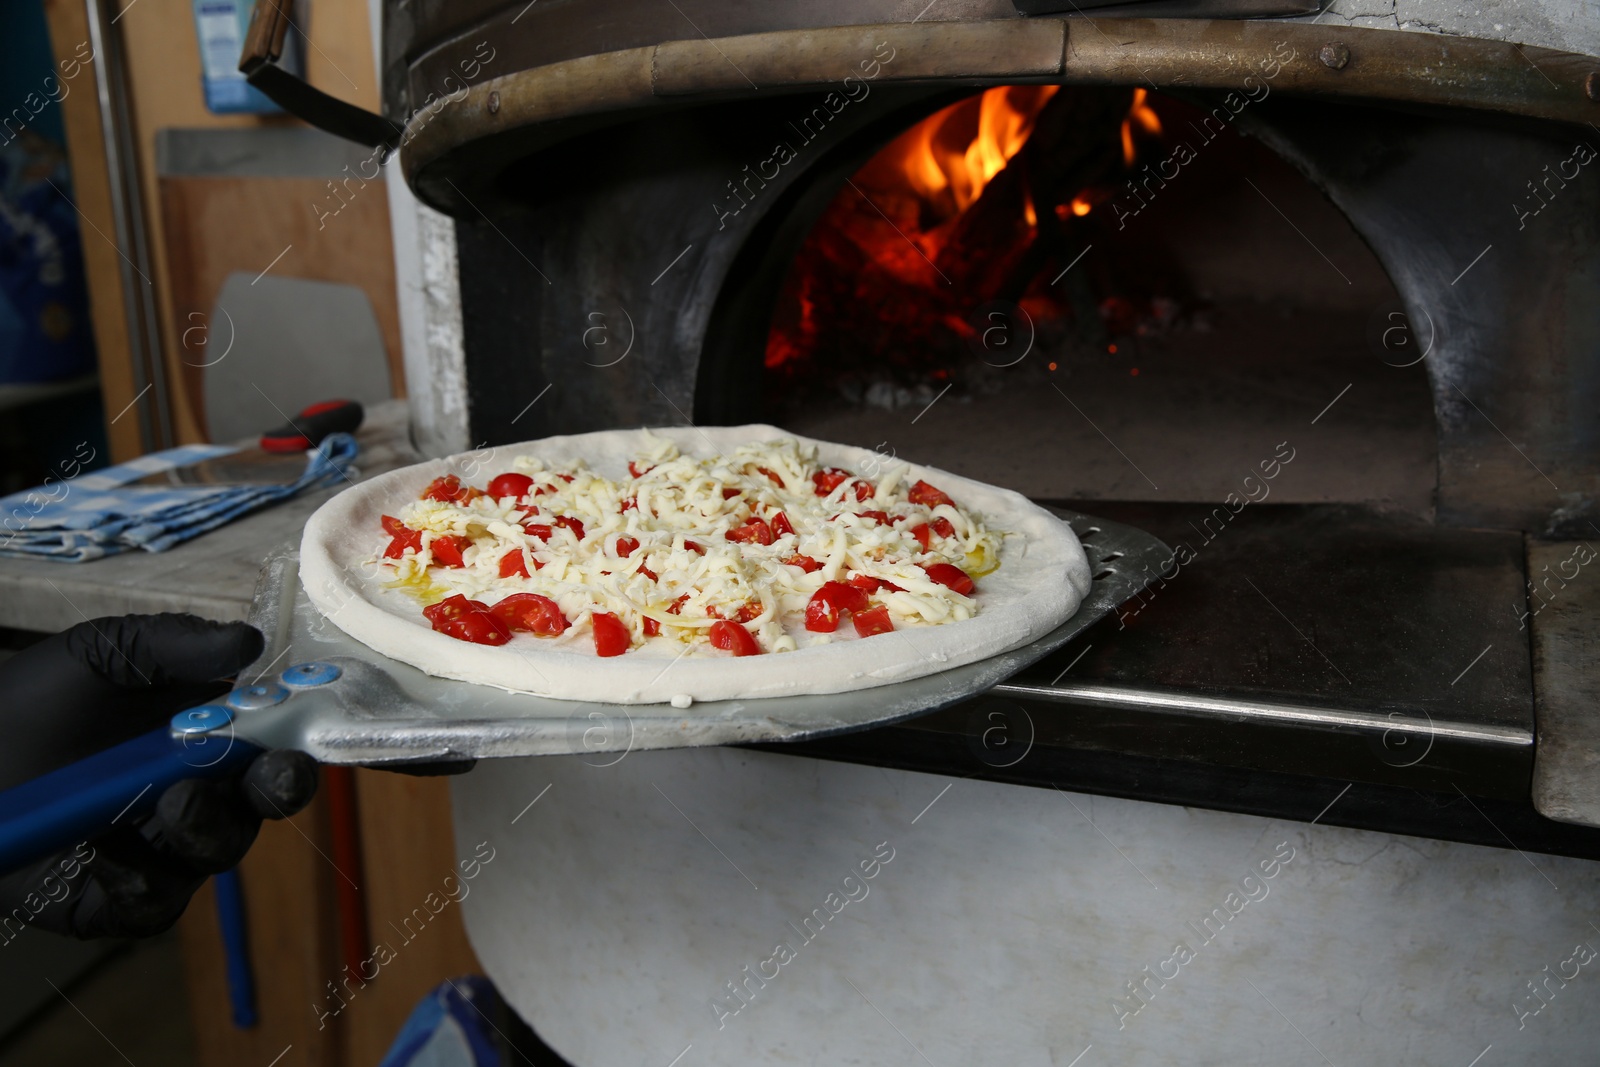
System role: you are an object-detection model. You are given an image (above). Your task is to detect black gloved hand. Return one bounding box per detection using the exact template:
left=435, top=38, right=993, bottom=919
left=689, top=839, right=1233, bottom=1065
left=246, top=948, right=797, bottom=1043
left=0, top=613, right=318, bottom=939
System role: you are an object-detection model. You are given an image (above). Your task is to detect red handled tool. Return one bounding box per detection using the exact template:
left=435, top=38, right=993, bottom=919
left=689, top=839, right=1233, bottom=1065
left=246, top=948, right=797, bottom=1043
left=259, top=399, right=364, bottom=453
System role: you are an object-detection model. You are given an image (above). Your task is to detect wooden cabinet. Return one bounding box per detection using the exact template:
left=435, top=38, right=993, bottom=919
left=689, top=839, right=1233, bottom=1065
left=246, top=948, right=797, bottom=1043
left=178, top=773, right=483, bottom=1066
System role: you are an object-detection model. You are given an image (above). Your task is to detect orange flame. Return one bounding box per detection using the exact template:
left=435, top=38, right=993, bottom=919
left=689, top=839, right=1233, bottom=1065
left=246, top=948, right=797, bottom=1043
left=1120, top=88, right=1162, bottom=166
left=1070, top=196, right=1092, bottom=216
left=890, top=85, right=1060, bottom=218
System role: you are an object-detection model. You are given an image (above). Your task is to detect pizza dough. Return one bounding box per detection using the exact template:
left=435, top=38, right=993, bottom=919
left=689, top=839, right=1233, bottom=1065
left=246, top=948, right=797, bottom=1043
left=299, top=425, right=1090, bottom=705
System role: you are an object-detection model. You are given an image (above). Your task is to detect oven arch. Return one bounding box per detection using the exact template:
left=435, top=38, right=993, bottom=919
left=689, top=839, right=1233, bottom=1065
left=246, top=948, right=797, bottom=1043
left=432, top=20, right=1600, bottom=533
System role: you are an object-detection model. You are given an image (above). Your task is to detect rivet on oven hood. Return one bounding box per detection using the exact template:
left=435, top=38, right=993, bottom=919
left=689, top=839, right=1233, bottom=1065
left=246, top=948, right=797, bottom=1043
left=1319, top=43, right=1351, bottom=70
left=488, top=90, right=501, bottom=115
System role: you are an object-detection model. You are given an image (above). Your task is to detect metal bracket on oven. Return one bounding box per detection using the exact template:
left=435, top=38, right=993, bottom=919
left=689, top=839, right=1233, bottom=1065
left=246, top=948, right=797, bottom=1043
left=222, top=508, right=1172, bottom=766
left=239, top=0, right=403, bottom=150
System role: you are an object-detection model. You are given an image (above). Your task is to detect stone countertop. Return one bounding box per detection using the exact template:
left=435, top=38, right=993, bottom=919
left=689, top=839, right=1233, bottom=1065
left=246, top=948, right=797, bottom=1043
left=0, top=401, right=419, bottom=634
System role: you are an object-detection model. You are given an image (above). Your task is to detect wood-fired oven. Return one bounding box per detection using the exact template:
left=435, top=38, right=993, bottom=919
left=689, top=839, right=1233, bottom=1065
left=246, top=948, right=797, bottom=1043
left=244, top=1, right=1600, bottom=1062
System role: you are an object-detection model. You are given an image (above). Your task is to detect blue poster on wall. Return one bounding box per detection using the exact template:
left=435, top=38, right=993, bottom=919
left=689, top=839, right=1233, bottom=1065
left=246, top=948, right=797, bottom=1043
left=0, top=1, right=96, bottom=387
left=193, top=0, right=301, bottom=114
left=0, top=136, right=96, bottom=386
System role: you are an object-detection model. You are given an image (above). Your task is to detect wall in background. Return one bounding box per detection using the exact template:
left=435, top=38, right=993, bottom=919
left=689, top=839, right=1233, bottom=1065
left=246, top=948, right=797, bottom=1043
left=44, top=0, right=403, bottom=460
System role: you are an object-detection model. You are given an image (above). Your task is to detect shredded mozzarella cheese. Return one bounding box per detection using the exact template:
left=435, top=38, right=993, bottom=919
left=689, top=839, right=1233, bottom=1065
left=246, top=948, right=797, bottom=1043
left=375, top=435, right=1003, bottom=655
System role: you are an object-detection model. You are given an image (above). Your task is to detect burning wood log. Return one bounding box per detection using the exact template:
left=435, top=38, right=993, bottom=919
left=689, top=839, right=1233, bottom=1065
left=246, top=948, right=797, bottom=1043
left=764, top=83, right=1158, bottom=404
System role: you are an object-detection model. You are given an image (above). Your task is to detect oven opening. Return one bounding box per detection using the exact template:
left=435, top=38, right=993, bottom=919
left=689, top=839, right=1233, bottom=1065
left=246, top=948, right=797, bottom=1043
left=745, top=85, right=1438, bottom=509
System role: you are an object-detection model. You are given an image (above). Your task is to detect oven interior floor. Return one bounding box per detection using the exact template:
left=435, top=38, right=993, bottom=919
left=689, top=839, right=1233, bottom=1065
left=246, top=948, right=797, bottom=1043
left=780, top=299, right=1437, bottom=512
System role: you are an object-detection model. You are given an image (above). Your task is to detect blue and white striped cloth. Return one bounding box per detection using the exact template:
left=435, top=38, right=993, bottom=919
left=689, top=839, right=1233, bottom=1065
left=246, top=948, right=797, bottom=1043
left=0, top=433, right=359, bottom=562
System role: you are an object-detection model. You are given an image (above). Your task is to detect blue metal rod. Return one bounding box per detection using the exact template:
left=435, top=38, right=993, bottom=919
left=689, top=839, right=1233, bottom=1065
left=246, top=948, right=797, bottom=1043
left=213, top=868, right=258, bottom=1028
left=0, top=727, right=261, bottom=874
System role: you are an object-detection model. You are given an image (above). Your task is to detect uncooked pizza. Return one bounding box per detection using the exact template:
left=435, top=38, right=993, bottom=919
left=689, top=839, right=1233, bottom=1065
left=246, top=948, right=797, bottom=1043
left=300, top=425, right=1090, bottom=705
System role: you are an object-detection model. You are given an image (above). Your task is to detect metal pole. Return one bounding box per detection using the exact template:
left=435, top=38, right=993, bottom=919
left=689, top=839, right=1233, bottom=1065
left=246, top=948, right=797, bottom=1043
left=84, top=0, right=172, bottom=453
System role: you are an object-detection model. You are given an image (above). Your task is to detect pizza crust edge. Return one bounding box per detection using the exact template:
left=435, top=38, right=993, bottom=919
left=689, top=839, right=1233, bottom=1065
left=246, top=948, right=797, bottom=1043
left=299, top=424, right=1091, bottom=705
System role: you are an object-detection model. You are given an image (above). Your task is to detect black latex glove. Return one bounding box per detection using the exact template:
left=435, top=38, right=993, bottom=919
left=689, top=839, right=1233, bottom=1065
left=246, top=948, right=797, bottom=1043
left=0, top=614, right=318, bottom=938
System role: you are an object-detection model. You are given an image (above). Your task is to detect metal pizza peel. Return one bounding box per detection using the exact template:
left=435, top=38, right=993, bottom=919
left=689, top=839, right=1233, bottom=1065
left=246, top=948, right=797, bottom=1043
left=0, top=508, right=1168, bottom=869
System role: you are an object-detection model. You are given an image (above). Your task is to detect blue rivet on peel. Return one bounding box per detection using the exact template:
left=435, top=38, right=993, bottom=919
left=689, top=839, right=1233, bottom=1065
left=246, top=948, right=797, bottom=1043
left=173, top=705, right=233, bottom=734
left=225, top=682, right=289, bottom=711
left=281, top=662, right=341, bottom=688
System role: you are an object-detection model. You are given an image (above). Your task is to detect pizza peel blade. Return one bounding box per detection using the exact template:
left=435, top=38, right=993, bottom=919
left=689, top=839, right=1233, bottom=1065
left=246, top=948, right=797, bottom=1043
left=216, top=507, right=1171, bottom=766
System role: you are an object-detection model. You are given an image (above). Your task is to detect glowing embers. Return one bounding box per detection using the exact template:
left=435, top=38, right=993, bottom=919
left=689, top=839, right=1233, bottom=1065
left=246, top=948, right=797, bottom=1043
left=762, top=85, right=1186, bottom=408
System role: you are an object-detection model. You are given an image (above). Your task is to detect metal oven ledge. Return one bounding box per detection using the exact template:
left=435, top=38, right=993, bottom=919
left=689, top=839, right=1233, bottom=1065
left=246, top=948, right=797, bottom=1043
left=761, top=503, right=1600, bottom=860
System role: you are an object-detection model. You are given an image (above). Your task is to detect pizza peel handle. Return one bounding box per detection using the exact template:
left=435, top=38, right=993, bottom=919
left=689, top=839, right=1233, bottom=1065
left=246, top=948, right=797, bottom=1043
left=0, top=724, right=262, bottom=874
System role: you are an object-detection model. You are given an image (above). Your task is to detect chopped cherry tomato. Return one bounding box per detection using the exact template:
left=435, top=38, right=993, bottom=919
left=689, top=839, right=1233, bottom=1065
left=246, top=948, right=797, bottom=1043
left=592, top=612, right=630, bottom=657
left=805, top=581, right=869, bottom=633
left=909, top=480, right=954, bottom=508
left=805, top=596, right=839, bottom=633
left=666, top=594, right=692, bottom=615
left=381, top=515, right=423, bottom=558
left=812, top=468, right=850, bottom=496
left=422, top=474, right=481, bottom=503
left=848, top=574, right=902, bottom=594
left=489, top=593, right=568, bottom=636
left=557, top=474, right=575, bottom=483
left=771, top=511, right=795, bottom=536
left=727, top=518, right=774, bottom=545
left=721, top=488, right=743, bottom=500
left=498, top=550, right=529, bottom=578
left=784, top=554, right=823, bottom=573
left=429, top=535, right=471, bottom=568
left=852, top=605, right=894, bottom=637
left=643, top=617, right=661, bottom=637
left=858, top=510, right=889, bottom=525
left=423, top=595, right=510, bottom=645
left=616, top=536, right=640, bottom=557
left=488, top=473, right=534, bottom=500
left=554, top=515, right=586, bottom=541
left=620, top=497, right=637, bottom=512
left=912, top=518, right=956, bottom=550
left=422, top=475, right=458, bottom=502
left=830, top=582, right=870, bottom=613
left=709, top=620, right=762, bottom=656
left=628, top=461, right=654, bottom=478
left=729, top=601, right=761, bottom=623
left=815, top=473, right=873, bottom=500
left=685, top=540, right=704, bottom=554
left=922, top=562, right=976, bottom=595
left=522, top=522, right=553, bottom=541
left=756, top=466, right=785, bottom=488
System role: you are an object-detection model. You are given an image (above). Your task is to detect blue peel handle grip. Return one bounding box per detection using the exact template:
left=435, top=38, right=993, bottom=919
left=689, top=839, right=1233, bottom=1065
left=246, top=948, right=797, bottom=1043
left=0, top=725, right=261, bottom=874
